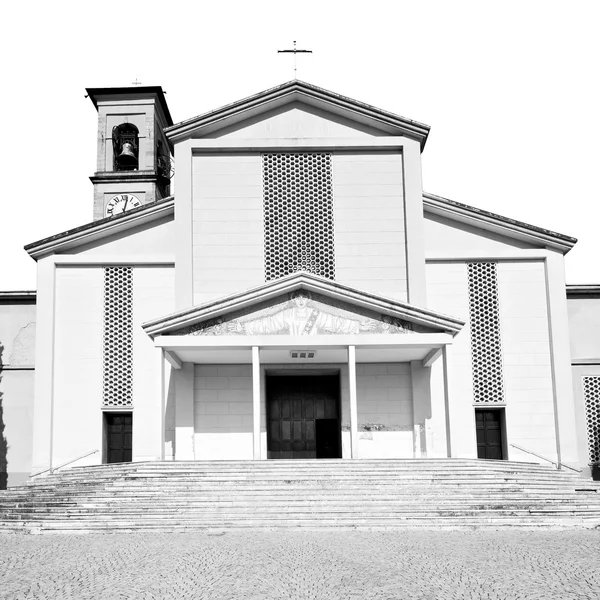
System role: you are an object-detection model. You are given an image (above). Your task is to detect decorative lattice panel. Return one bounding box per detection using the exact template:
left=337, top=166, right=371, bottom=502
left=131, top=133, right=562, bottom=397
left=583, top=376, right=600, bottom=463
left=263, top=153, right=335, bottom=281
left=103, top=267, right=133, bottom=406
left=468, top=262, right=505, bottom=403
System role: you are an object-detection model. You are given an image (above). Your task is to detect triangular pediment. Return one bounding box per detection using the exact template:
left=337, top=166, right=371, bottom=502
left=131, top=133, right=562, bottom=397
left=165, top=81, right=430, bottom=148
left=201, top=101, right=387, bottom=140
left=142, top=273, right=463, bottom=337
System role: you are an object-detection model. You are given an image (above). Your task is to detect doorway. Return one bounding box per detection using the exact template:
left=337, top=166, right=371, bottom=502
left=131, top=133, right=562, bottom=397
left=267, top=374, right=341, bottom=459
left=475, top=408, right=505, bottom=460
left=103, top=412, right=132, bottom=464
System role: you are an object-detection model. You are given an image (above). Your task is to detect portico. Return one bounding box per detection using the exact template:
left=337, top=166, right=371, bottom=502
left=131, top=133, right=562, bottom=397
left=145, top=272, right=463, bottom=462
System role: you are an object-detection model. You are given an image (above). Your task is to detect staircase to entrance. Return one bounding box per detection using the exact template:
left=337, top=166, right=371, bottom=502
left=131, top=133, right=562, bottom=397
left=1, top=459, right=599, bottom=534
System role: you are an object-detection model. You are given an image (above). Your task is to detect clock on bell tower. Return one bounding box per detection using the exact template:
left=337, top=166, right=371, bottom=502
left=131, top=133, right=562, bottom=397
left=86, top=86, right=174, bottom=221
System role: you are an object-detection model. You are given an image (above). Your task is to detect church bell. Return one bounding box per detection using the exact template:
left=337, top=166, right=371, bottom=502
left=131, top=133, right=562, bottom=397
left=112, top=123, right=139, bottom=171
left=116, top=142, right=138, bottom=169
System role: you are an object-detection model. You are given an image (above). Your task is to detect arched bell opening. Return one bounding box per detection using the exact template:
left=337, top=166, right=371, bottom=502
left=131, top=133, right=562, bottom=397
left=112, top=123, right=139, bottom=171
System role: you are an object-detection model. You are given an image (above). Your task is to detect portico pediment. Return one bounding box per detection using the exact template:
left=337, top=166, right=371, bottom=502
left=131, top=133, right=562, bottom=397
left=142, top=273, right=463, bottom=338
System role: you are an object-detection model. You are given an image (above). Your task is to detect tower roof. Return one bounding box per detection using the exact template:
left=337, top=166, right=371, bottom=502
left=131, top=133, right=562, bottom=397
left=86, top=85, right=173, bottom=126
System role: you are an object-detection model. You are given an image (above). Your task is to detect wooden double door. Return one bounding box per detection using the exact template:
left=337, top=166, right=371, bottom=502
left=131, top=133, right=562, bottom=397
left=267, top=375, right=341, bottom=459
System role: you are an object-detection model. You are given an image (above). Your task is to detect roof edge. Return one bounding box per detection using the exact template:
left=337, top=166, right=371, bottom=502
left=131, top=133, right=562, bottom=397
left=25, top=196, right=175, bottom=260
left=423, top=192, right=577, bottom=252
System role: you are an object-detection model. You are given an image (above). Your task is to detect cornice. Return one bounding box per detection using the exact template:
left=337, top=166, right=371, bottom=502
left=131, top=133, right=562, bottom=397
left=423, top=192, right=577, bottom=253
left=566, top=285, right=600, bottom=298
left=0, top=291, right=36, bottom=302
left=89, top=170, right=161, bottom=184
left=25, top=197, right=174, bottom=260
left=166, top=80, right=430, bottom=149
left=143, top=272, right=464, bottom=337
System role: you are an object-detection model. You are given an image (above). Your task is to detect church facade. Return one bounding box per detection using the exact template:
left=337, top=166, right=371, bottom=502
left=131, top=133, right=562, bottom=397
left=2, top=81, right=599, bottom=485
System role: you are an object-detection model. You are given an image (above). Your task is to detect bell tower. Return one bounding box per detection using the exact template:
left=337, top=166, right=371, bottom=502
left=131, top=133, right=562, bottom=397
left=86, top=86, right=174, bottom=221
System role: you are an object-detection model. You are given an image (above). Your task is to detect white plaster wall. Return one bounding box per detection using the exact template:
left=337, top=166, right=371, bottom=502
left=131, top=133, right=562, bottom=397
left=333, top=153, right=407, bottom=300
left=568, top=296, right=600, bottom=361
left=497, top=261, right=556, bottom=462
left=53, top=267, right=104, bottom=466
left=132, top=266, right=175, bottom=461
left=194, top=365, right=253, bottom=460
left=355, top=363, right=413, bottom=458
left=424, top=213, right=537, bottom=258
left=192, top=154, right=264, bottom=305
left=205, top=102, right=385, bottom=139
left=425, top=260, right=556, bottom=463
left=74, top=216, right=175, bottom=259
left=425, top=262, right=474, bottom=457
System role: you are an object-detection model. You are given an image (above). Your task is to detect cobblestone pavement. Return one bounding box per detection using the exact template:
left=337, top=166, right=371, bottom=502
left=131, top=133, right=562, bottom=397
left=1, top=529, right=599, bottom=599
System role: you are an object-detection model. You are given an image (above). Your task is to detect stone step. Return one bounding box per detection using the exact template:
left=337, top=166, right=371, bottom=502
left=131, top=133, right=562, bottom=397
left=3, top=483, right=593, bottom=496
left=11, top=478, right=587, bottom=488
left=2, top=489, right=594, bottom=502
left=3, top=460, right=598, bottom=534
left=4, top=513, right=600, bottom=528
left=5, top=506, right=600, bottom=518
left=4, top=508, right=600, bottom=524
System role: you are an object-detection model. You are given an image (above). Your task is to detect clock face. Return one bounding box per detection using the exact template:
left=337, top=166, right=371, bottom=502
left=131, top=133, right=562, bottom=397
left=105, top=193, right=142, bottom=217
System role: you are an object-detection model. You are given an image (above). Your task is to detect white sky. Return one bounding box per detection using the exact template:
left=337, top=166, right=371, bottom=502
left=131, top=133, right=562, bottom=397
left=1, top=0, right=599, bottom=290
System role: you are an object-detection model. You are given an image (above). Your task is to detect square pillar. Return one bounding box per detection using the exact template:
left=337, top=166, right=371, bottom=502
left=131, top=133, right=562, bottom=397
left=442, top=346, right=453, bottom=458
left=410, top=360, right=431, bottom=458
left=348, top=345, right=358, bottom=459
left=252, top=346, right=261, bottom=460
left=159, top=348, right=166, bottom=461
left=175, top=362, right=195, bottom=460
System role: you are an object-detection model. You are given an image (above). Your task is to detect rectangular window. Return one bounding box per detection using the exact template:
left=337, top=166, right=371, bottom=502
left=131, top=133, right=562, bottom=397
left=103, top=267, right=133, bottom=406
left=583, top=376, right=600, bottom=463
left=263, top=153, right=335, bottom=281
left=468, top=262, right=505, bottom=403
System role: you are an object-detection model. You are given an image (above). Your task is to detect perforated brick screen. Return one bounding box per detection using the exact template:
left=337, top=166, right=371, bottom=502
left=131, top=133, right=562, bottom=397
left=468, top=262, right=505, bottom=403
left=263, top=153, right=335, bottom=281
left=583, top=376, right=600, bottom=463
left=103, top=267, right=133, bottom=406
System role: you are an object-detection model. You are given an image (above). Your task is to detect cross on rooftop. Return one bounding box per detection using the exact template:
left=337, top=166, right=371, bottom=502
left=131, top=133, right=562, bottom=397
left=278, top=41, right=312, bottom=79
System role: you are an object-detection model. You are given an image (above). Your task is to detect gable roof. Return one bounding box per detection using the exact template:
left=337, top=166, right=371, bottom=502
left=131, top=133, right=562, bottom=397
left=165, top=80, right=430, bottom=149
left=24, top=196, right=174, bottom=260
left=423, top=192, right=577, bottom=253
left=142, top=271, right=464, bottom=337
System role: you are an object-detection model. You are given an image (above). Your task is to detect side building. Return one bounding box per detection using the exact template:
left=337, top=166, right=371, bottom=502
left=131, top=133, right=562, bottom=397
left=0, top=292, right=36, bottom=487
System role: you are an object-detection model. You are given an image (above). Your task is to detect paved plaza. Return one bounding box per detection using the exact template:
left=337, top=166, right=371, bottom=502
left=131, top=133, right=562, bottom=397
left=1, top=529, right=599, bottom=599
